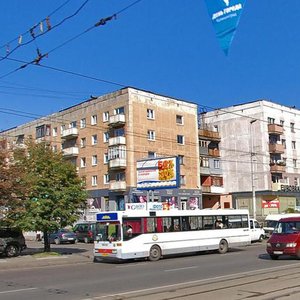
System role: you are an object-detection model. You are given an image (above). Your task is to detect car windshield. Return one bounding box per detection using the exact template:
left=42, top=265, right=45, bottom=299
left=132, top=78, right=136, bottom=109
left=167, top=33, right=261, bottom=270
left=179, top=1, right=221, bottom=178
left=266, top=220, right=278, bottom=228
left=95, top=223, right=121, bottom=242
left=60, top=229, right=71, bottom=233
left=274, top=221, right=300, bottom=234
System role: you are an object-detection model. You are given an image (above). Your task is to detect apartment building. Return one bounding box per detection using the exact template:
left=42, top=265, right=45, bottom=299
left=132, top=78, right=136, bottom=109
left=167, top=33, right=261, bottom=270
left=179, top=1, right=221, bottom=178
left=198, top=118, right=231, bottom=209
left=201, top=100, right=300, bottom=218
left=1, top=88, right=201, bottom=217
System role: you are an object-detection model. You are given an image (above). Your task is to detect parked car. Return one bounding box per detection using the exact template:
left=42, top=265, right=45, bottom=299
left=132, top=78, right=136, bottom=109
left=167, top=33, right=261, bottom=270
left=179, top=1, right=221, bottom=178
left=0, top=227, right=27, bottom=257
left=48, top=228, right=77, bottom=244
left=73, top=222, right=96, bottom=243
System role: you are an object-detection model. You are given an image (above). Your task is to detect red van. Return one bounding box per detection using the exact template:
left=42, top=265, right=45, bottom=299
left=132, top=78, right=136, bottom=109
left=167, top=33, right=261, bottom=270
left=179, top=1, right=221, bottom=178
left=266, top=217, right=300, bottom=260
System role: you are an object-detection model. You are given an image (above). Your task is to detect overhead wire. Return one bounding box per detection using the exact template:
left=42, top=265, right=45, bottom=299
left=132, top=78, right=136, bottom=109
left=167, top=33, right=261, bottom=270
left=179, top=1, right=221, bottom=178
left=0, top=0, right=144, bottom=80
left=0, top=0, right=90, bottom=63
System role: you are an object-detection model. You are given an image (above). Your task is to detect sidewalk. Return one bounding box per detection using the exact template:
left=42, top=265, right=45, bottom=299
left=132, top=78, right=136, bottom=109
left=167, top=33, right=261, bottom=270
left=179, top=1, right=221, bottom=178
left=0, top=240, right=93, bottom=271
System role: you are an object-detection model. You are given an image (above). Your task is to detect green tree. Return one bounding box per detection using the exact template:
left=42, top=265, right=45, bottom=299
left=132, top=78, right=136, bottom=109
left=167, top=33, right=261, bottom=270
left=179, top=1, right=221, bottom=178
left=0, top=143, right=27, bottom=225
left=15, top=141, right=87, bottom=252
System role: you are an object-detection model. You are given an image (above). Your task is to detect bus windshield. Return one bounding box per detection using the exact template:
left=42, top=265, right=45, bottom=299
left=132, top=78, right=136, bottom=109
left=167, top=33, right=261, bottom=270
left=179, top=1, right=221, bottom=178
left=96, top=222, right=121, bottom=242
left=274, top=221, right=300, bottom=234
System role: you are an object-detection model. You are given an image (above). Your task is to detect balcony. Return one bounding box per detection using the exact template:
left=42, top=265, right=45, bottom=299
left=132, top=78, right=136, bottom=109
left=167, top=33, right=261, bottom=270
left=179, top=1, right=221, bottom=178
left=109, top=136, right=126, bottom=146
left=269, top=143, right=284, bottom=153
left=199, top=129, right=220, bottom=141
left=202, top=185, right=224, bottom=194
left=202, top=186, right=211, bottom=193
left=109, top=180, right=126, bottom=191
left=208, top=148, right=220, bottom=157
left=200, top=167, right=211, bottom=175
left=268, top=124, right=283, bottom=135
left=108, top=158, right=126, bottom=169
left=109, top=114, right=126, bottom=127
left=61, top=128, right=79, bottom=140
left=270, top=164, right=286, bottom=173
left=62, top=147, right=79, bottom=157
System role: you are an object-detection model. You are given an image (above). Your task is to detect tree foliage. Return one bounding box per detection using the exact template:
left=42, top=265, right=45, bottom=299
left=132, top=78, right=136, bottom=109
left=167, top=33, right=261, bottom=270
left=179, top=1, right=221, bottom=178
left=13, top=141, right=87, bottom=251
left=0, top=144, right=28, bottom=224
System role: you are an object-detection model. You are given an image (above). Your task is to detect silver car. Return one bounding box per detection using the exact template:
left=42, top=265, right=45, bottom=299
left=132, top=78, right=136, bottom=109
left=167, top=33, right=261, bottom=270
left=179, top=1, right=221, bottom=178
left=48, top=229, right=77, bottom=244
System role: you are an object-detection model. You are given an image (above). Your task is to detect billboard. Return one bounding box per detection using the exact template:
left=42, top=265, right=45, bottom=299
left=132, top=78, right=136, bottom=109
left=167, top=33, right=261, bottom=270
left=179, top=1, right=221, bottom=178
left=136, top=157, right=180, bottom=190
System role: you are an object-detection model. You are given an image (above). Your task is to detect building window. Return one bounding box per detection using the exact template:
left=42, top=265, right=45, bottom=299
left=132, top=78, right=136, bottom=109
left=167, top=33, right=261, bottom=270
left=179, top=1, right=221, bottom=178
left=80, top=118, right=86, bottom=128
left=103, top=111, right=109, bottom=122
left=69, top=121, right=77, bottom=128
left=178, top=155, right=184, bottom=165
left=199, top=140, right=209, bottom=147
left=91, top=115, right=97, bottom=125
left=116, top=172, right=125, bottom=181
left=92, top=175, right=98, bottom=186
left=61, top=124, right=66, bottom=132
left=177, top=135, right=184, bottom=145
left=36, top=124, right=50, bottom=138
left=213, top=125, right=219, bottom=132
left=148, top=151, right=156, bottom=158
left=147, top=109, right=155, bottom=120
left=292, top=141, right=296, bottom=150
left=214, top=159, right=220, bottom=169
left=92, top=155, right=98, bottom=166
left=282, top=139, right=286, bottom=149
left=147, top=130, right=156, bottom=141
left=295, top=178, right=299, bottom=186
left=293, top=159, right=297, bottom=168
left=180, top=175, right=186, bottom=186
left=108, top=146, right=126, bottom=160
left=52, top=127, right=58, bottom=137
left=52, top=145, right=58, bottom=152
left=92, top=134, right=98, bottom=145
left=104, top=153, right=109, bottom=164
left=80, top=137, right=86, bottom=148
left=114, top=106, right=125, bottom=115
left=268, top=117, right=275, bottom=124
left=80, top=157, right=86, bottom=168
left=104, top=174, right=109, bottom=184
left=103, top=132, right=109, bottom=143
left=200, top=157, right=209, bottom=168
left=176, top=115, right=184, bottom=125
left=291, top=122, right=295, bottom=133
left=280, top=120, right=284, bottom=127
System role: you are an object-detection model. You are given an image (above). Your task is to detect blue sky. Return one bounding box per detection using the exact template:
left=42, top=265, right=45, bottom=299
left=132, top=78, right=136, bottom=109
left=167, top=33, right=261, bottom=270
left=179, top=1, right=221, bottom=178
left=0, top=0, right=299, bottom=131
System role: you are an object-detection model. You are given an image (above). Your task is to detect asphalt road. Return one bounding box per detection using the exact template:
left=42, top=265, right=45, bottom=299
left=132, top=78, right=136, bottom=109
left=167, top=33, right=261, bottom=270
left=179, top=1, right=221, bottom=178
left=1, top=241, right=300, bottom=299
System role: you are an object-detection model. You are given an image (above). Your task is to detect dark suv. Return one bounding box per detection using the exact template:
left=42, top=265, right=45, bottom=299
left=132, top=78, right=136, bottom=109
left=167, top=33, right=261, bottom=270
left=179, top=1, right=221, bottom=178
left=0, top=228, right=27, bottom=257
left=73, top=222, right=96, bottom=243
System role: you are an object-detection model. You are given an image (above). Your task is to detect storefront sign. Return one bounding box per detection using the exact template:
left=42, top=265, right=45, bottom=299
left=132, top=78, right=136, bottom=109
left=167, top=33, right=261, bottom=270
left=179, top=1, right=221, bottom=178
left=281, top=185, right=300, bottom=192
left=262, top=200, right=280, bottom=209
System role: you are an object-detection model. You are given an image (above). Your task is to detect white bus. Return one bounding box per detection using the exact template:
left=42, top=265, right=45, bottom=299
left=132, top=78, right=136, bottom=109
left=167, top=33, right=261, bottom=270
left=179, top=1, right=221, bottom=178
left=93, top=208, right=251, bottom=262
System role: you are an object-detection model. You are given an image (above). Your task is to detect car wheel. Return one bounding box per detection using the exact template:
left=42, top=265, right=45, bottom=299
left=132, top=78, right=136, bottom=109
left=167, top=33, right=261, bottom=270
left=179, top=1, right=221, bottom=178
left=5, top=244, right=20, bottom=257
left=54, top=238, right=60, bottom=245
left=218, top=239, right=228, bottom=254
left=149, top=245, right=161, bottom=261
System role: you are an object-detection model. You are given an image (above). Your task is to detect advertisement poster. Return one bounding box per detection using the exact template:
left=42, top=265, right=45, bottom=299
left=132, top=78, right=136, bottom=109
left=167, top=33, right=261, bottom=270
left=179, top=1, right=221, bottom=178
left=137, top=157, right=179, bottom=190
left=205, top=0, right=246, bottom=55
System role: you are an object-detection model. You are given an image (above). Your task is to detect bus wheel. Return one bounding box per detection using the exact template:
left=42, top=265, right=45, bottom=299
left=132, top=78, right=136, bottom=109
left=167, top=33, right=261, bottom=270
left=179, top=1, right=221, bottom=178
left=149, top=245, right=161, bottom=261
left=218, top=239, right=228, bottom=254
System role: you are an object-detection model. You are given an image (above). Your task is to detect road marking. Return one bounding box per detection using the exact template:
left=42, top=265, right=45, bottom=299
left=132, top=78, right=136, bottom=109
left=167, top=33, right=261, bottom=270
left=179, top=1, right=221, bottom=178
left=86, top=262, right=300, bottom=300
left=165, top=266, right=198, bottom=272
left=0, top=287, right=37, bottom=295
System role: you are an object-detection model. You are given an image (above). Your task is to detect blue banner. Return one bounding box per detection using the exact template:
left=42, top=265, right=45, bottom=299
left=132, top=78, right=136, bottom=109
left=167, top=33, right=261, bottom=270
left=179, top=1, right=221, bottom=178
left=205, top=0, right=246, bottom=55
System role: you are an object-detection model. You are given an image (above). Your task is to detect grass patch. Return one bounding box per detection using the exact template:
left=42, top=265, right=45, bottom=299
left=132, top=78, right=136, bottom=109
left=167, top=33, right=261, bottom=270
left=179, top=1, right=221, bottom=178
left=32, top=252, right=61, bottom=258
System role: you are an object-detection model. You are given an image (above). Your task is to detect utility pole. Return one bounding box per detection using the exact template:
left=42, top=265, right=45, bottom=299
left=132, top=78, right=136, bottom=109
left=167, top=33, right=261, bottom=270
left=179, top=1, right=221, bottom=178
left=250, top=119, right=257, bottom=219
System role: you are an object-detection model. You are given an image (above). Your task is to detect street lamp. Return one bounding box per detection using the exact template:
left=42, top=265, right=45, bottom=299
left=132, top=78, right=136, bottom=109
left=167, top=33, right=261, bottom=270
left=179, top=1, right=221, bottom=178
left=250, top=119, right=257, bottom=219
